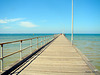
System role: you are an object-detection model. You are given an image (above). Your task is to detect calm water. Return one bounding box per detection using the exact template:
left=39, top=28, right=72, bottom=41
left=0, top=34, right=100, bottom=71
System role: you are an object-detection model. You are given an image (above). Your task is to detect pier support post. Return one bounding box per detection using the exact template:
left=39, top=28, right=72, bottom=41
left=1, top=44, right=3, bottom=72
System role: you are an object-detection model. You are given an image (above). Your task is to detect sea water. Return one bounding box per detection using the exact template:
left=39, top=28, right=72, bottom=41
left=0, top=34, right=100, bottom=71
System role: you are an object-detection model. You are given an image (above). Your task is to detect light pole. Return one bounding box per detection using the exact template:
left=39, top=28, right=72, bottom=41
left=71, top=0, right=73, bottom=44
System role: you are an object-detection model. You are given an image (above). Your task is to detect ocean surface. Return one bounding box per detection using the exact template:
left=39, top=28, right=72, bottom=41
left=0, top=34, right=100, bottom=71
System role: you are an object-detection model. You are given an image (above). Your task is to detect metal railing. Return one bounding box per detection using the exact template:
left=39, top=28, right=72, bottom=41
left=0, top=34, right=59, bottom=72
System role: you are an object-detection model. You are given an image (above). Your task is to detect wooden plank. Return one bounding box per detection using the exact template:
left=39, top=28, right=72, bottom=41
left=14, top=34, right=95, bottom=75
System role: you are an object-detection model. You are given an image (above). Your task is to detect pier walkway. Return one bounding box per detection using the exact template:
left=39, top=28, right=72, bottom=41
left=12, top=34, right=95, bottom=75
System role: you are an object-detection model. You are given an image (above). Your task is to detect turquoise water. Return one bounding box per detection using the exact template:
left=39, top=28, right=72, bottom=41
left=0, top=34, right=100, bottom=71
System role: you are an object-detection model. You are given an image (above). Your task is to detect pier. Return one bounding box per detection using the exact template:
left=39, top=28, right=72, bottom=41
left=1, top=34, right=99, bottom=75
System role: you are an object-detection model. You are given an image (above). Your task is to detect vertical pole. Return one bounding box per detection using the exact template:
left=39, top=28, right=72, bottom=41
left=44, top=36, right=46, bottom=44
left=47, top=36, right=48, bottom=43
left=48, top=36, right=50, bottom=42
left=48, top=36, right=51, bottom=42
left=44, top=37, right=45, bottom=45
left=45, top=36, right=46, bottom=44
left=41, top=37, right=42, bottom=46
left=71, top=0, right=73, bottom=44
left=49, top=36, right=50, bottom=42
left=54, top=35, right=55, bottom=39
left=48, top=36, right=49, bottom=43
left=37, top=37, right=38, bottom=49
left=20, top=40, right=22, bottom=60
left=1, top=44, right=3, bottom=72
left=46, top=36, right=47, bottom=43
left=50, top=36, right=51, bottom=41
left=30, top=39, right=32, bottom=53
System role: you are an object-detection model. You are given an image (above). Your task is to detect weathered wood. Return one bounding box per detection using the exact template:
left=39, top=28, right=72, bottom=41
left=14, top=34, right=96, bottom=75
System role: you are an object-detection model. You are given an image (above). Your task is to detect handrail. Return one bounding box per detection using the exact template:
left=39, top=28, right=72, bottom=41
left=0, top=35, right=51, bottom=45
left=0, top=34, right=60, bottom=72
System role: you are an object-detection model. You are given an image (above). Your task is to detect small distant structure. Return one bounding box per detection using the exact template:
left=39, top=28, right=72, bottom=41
left=60, top=33, right=65, bottom=36
left=60, top=33, right=62, bottom=35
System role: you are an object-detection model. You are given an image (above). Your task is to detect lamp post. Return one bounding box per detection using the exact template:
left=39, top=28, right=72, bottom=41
left=71, top=0, right=73, bottom=44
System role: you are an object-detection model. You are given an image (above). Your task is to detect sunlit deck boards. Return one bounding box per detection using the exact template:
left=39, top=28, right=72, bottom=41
left=18, top=34, right=95, bottom=75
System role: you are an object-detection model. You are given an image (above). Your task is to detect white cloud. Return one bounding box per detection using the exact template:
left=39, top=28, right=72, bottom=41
left=5, top=18, right=22, bottom=22
left=0, top=20, right=7, bottom=23
left=4, top=26, right=11, bottom=29
left=20, top=21, right=38, bottom=27
left=0, top=18, right=23, bottom=23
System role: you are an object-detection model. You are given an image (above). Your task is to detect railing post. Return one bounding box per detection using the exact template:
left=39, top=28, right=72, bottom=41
left=49, top=36, right=51, bottom=41
left=47, top=36, right=48, bottom=43
left=50, top=36, right=51, bottom=40
left=1, top=44, right=3, bottom=72
left=20, top=40, right=22, bottom=60
left=53, top=35, right=55, bottom=39
left=44, top=36, right=45, bottom=45
left=44, top=36, right=46, bottom=44
left=37, top=37, right=38, bottom=49
left=45, top=36, right=47, bottom=44
left=41, top=37, right=42, bottom=46
left=48, top=36, right=49, bottom=42
left=48, top=37, right=49, bottom=42
left=46, top=36, right=48, bottom=43
left=30, top=39, right=32, bottom=53
left=48, top=36, right=50, bottom=42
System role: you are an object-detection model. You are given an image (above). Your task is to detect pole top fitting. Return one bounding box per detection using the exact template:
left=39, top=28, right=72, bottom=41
left=1, top=44, right=3, bottom=47
left=20, top=40, right=22, bottom=43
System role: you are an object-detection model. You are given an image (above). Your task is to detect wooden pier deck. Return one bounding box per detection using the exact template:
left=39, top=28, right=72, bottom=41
left=14, top=34, right=95, bottom=75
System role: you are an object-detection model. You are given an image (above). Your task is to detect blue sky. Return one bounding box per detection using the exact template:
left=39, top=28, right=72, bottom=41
left=0, top=0, right=100, bottom=34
